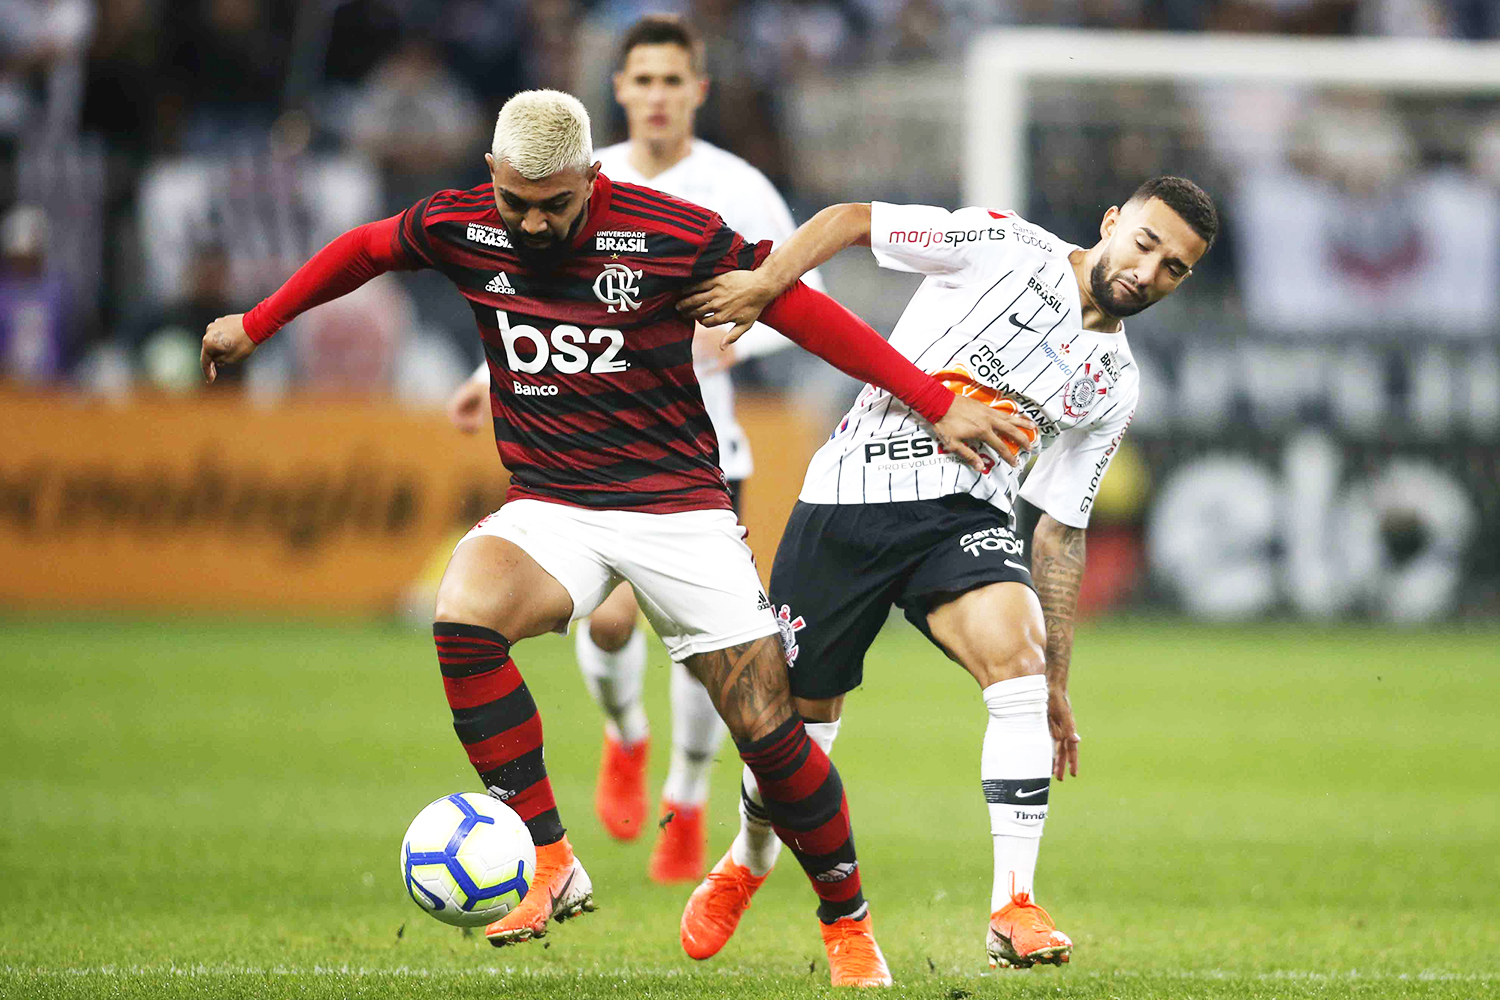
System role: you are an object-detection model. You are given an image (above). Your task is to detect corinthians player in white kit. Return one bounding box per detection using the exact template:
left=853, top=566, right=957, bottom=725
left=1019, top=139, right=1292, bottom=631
left=674, top=176, right=1218, bottom=969
left=446, top=15, right=824, bottom=884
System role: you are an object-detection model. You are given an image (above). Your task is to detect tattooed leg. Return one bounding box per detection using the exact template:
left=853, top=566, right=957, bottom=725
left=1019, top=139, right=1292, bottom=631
left=683, top=636, right=793, bottom=742
left=683, top=639, right=866, bottom=921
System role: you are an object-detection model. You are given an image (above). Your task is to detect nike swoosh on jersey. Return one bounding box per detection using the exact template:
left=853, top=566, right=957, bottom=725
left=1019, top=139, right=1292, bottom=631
left=1007, top=313, right=1039, bottom=333
left=1005, top=559, right=1029, bottom=573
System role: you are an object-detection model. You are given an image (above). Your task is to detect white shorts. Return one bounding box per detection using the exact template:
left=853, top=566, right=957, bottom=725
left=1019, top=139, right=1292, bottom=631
left=458, top=499, right=778, bottom=661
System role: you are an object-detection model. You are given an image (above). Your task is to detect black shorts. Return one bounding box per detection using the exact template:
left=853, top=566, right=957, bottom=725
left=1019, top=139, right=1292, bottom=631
left=768, top=495, right=1032, bottom=700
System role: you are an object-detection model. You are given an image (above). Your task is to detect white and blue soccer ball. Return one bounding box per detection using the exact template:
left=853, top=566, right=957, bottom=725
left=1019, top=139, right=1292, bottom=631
left=401, top=792, right=534, bottom=927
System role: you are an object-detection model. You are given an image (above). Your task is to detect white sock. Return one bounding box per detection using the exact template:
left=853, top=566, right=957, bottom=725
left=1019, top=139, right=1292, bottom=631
left=732, top=719, right=841, bottom=876
left=981, top=675, right=1051, bottom=912
left=660, top=660, right=727, bottom=806
left=574, top=621, right=649, bottom=746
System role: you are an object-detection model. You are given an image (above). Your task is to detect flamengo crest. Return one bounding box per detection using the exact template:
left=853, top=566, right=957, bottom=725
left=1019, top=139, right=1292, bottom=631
left=593, top=262, right=643, bottom=313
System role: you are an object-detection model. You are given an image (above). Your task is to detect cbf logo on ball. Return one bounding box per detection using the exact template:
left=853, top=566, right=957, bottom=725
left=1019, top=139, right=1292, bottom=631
left=593, top=263, right=643, bottom=314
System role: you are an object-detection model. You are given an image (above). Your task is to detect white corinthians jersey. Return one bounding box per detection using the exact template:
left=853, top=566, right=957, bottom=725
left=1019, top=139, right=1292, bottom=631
left=800, top=203, right=1139, bottom=529
left=596, top=139, right=823, bottom=481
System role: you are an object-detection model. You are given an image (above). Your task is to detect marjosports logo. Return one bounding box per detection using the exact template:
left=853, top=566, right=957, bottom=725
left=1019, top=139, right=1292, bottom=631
left=888, top=226, right=1006, bottom=249
left=775, top=604, right=806, bottom=666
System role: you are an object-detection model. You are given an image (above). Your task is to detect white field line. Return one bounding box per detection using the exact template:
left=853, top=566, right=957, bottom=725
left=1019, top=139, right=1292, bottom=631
left=2, top=965, right=1496, bottom=982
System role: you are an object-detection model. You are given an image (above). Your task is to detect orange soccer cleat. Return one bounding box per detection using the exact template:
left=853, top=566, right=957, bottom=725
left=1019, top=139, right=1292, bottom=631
left=485, top=835, right=595, bottom=946
left=820, top=911, right=893, bottom=987
left=679, top=849, right=768, bottom=960
left=648, top=801, right=706, bottom=884
left=986, top=888, right=1072, bottom=969
left=595, top=732, right=649, bottom=841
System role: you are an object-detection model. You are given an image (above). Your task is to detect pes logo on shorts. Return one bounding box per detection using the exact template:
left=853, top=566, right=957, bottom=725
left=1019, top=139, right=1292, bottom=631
left=593, top=263, right=643, bottom=314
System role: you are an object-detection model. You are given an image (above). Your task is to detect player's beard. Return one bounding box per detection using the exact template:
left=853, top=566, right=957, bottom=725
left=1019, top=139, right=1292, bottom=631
left=1088, top=251, right=1151, bottom=318
left=503, top=205, right=589, bottom=270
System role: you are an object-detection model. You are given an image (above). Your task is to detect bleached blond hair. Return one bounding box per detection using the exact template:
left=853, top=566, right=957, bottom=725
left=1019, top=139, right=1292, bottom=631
left=491, top=90, right=594, bottom=180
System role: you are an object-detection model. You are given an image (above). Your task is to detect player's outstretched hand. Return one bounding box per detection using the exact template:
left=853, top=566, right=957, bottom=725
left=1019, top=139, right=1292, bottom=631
left=447, top=373, right=490, bottom=434
left=200, top=314, right=256, bottom=383
left=677, top=271, right=776, bottom=347
left=931, top=394, right=1038, bottom=472
left=1049, top=685, right=1080, bottom=781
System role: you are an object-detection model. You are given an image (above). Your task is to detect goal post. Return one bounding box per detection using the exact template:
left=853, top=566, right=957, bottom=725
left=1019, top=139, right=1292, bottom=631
left=964, top=29, right=1500, bottom=209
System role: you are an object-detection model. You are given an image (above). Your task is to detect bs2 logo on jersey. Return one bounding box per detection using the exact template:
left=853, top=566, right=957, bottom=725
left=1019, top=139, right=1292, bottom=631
left=496, top=309, right=629, bottom=377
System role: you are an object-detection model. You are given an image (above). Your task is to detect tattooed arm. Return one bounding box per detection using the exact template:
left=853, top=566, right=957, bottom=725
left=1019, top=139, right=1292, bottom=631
left=1031, top=512, right=1087, bottom=781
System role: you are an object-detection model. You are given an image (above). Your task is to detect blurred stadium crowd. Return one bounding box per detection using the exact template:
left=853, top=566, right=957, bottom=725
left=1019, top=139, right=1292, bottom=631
left=1, top=0, right=1498, bottom=397
left=3, top=0, right=1498, bottom=622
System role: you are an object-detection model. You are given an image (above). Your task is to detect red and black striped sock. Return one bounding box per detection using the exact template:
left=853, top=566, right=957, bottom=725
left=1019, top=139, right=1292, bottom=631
left=737, top=715, right=866, bottom=923
left=433, top=622, right=564, bottom=847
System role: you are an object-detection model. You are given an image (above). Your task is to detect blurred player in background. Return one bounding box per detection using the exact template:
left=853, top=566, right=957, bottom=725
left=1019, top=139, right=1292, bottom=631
left=676, top=177, right=1217, bottom=970
left=446, top=14, right=824, bottom=884
left=203, top=88, right=1035, bottom=985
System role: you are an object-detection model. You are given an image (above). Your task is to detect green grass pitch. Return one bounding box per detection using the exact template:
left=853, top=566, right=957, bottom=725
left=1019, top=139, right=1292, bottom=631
left=3, top=616, right=1498, bottom=999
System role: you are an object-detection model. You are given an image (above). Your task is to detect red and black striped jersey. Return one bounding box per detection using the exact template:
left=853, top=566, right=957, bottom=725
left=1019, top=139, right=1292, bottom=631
left=395, top=172, right=770, bottom=514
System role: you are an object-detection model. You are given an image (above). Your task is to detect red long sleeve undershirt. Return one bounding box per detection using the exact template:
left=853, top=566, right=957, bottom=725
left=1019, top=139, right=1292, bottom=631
left=242, top=215, right=410, bottom=343
left=239, top=220, right=953, bottom=424
left=760, top=280, right=953, bottom=424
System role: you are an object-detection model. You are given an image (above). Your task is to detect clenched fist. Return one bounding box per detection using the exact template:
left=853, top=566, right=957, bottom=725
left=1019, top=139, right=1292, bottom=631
left=200, top=314, right=256, bottom=383
left=931, top=394, right=1038, bottom=473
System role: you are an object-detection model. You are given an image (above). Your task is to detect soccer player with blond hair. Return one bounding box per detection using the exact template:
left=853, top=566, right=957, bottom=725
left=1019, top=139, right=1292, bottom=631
left=446, top=15, right=828, bottom=886
left=202, top=88, right=1035, bottom=986
left=675, top=176, right=1217, bottom=971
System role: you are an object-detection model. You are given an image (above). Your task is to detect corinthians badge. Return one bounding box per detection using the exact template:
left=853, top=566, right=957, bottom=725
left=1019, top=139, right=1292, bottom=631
left=1062, top=361, right=1109, bottom=418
